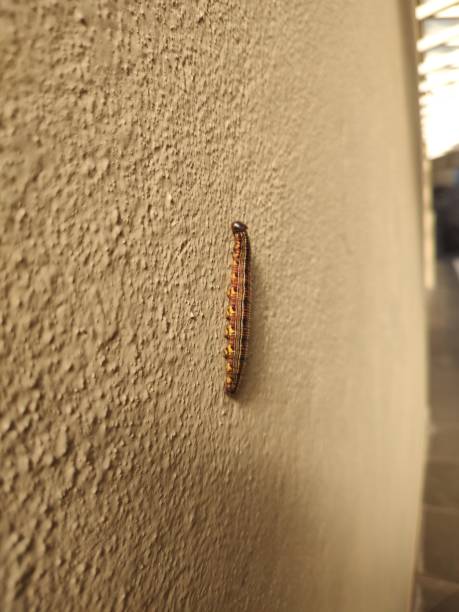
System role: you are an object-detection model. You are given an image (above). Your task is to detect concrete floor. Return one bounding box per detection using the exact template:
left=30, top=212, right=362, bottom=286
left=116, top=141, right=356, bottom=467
left=417, top=261, right=459, bottom=612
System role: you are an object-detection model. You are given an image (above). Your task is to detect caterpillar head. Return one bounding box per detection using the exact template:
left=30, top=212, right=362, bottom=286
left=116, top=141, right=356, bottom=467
left=231, top=221, right=247, bottom=234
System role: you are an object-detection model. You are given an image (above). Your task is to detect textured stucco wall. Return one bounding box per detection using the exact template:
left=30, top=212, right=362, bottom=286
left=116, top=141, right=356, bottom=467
left=0, top=1, right=426, bottom=611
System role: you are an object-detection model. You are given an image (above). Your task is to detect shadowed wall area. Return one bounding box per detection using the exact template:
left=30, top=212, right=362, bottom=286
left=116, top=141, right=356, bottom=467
left=0, top=1, right=426, bottom=611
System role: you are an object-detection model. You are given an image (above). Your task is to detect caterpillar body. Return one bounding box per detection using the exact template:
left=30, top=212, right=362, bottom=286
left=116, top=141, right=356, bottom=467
left=224, top=221, right=251, bottom=395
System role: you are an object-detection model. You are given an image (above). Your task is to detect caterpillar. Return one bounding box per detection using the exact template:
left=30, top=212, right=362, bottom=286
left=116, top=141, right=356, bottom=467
left=224, top=221, right=251, bottom=395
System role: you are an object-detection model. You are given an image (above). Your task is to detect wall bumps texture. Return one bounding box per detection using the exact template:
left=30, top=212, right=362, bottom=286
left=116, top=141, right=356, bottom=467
left=1, top=1, right=426, bottom=611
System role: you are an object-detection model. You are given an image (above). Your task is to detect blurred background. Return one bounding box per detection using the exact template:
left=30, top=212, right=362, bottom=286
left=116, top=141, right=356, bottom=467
left=416, top=1, right=459, bottom=611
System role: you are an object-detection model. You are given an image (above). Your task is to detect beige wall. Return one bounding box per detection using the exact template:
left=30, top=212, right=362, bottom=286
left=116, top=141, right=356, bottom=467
left=0, top=1, right=426, bottom=611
